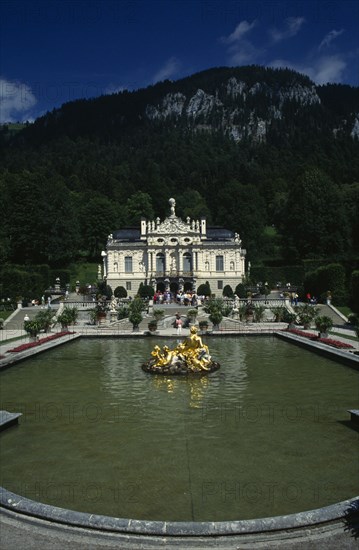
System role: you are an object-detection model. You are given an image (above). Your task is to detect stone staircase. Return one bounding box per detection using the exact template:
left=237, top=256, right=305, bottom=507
left=315, top=304, right=347, bottom=326
left=4, top=306, right=59, bottom=331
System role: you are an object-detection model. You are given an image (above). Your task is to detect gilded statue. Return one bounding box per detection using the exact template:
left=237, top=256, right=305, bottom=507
left=143, top=326, right=219, bottom=374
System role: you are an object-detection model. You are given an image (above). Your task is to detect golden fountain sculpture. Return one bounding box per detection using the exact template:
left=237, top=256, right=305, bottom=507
left=142, top=326, right=220, bottom=375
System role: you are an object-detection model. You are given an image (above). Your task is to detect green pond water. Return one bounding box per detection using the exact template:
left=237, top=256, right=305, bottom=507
left=0, top=336, right=358, bottom=522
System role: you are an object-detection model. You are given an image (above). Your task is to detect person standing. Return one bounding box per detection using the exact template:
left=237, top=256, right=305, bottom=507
left=175, top=314, right=183, bottom=335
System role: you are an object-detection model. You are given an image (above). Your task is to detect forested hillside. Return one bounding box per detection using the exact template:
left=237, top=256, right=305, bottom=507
left=1, top=65, right=358, bottom=270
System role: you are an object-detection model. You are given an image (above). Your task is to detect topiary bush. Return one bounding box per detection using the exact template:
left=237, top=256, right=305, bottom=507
left=234, top=283, right=246, bottom=298
left=222, top=284, right=234, bottom=298
left=197, top=282, right=211, bottom=297
left=114, top=286, right=127, bottom=298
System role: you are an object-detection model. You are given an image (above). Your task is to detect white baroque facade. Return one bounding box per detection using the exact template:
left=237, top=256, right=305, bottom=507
left=103, top=198, right=246, bottom=297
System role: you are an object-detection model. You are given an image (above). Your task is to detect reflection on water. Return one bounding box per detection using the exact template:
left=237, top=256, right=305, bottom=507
left=150, top=375, right=211, bottom=408
left=0, top=336, right=358, bottom=522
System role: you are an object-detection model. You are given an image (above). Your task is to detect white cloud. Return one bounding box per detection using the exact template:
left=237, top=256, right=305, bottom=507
left=152, top=57, right=181, bottom=84
left=228, top=41, right=263, bottom=65
left=319, top=29, right=344, bottom=50
left=311, top=55, right=347, bottom=84
left=221, top=20, right=257, bottom=44
left=268, top=54, right=347, bottom=84
left=270, top=16, right=305, bottom=43
left=0, top=78, right=37, bottom=123
left=221, top=20, right=262, bottom=65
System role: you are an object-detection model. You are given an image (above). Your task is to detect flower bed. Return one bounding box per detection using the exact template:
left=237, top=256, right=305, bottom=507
left=286, top=329, right=354, bottom=350
left=287, top=328, right=318, bottom=340
left=6, top=332, right=75, bottom=353
left=317, top=337, right=354, bottom=349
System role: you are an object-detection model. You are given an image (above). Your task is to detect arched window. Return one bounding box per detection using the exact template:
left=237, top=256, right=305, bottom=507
left=183, top=252, right=192, bottom=273
left=156, top=253, right=165, bottom=274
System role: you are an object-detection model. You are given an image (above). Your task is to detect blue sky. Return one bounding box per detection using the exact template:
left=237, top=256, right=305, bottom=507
left=1, top=0, right=358, bottom=122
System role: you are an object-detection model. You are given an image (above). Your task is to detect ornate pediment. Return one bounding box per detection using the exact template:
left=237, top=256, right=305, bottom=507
left=152, top=215, right=196, bottom=235
left=147, top=198, right=200, bottom=236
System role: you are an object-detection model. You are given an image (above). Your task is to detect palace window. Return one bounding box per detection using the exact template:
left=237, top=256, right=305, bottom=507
left=125, top=256, right=132, bottom=273
left=183, top=252, right=192, bottom=272
left=217, top=280, right=223, bottom=290
left=156, top=253, right=165, bottom=274
left=216, top=255, right=224, bottom=271
left=126, top=282, right=131, bottom=291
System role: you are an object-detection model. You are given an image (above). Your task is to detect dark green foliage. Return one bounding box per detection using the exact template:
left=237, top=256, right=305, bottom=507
left=234, top=283, right=246, bottom=298
left=294, top=304, right=319, bottom=326
left=204, top=297, right=229, bottom=327
left=216, top=181, right=266, bottom=257
left=97, top=281, right=113, bottom=298
left=347, top=313, right=358, bottom=326
left=117, top=304, right=130, bottom=319
left=222, top=284, right=234, bottom=298
left=114, top=286, right=127, bottom=298
left=1, top=171, right=79, bottom=265
left=197, top=282, right=212, bottom=297
left=350, top=271, right=359, bottom=314
left=24, top=308, right=55, bottom=335
left=138, top=283, right=155, bottom=298
left=49, top=269, right=71, bottom=287
left=57, top=306, right=78, bottom=327
left=24, top=320, right=41, bottom=337
left=34, top=309, right=54, bottom=331
left=254, top=305, right=266, bottom=322
left=282, top=169, right=350, bottom=259
left=78, top=196, right=124, bottom=259
left=125, top=192, right=154, bottom=225
left=315, top=315, right=333, bottom=333
left=0, top=266, right=44, bottom=301
left=0, top=65, right=358, bottom=278
left=128, top=296, right=145, bottom=328
left=250, top=266, right=304, bottom=286
left=304, top=263, right=346, bottom=304
left=271, top=306, right=286, bottom=322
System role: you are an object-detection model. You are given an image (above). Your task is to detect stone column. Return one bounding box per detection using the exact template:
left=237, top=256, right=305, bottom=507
left=165, top=250, right=170, bottom=275
left=178, top=249, right=183, bottom=273
left=101, top=251, right=107, bottom=278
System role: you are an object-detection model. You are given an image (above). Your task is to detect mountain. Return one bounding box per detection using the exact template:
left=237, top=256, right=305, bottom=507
left=11, top=66, right=359, bottom=145
left=0, top=65, right=358, bottom=268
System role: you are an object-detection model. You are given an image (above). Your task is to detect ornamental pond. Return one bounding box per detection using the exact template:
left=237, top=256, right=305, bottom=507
left=0, top=336, right=358, bottom=522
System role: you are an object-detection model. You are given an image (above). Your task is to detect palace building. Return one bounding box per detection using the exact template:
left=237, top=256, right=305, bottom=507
left=102, top=198, right=247, bottom=297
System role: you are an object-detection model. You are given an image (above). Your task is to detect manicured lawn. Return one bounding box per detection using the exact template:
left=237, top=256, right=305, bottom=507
left=337, top=306, right=353, bottom=317
left=69, top=263, right=98, bottom=288
left=0, top=311, right=13, bottom=321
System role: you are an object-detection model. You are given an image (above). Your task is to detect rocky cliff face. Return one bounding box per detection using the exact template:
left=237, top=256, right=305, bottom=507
left=145, top=75, right=357, bottom=143
left=15, top=66, right=359, bottom=146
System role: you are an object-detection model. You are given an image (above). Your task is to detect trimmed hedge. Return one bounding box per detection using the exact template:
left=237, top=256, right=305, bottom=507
left=49, top=269, right=71, bottom=286
left=250, top=265, right=304, bottom=286
left=350, top=270, right=359, bottom=314
left=304, top=263, right=347, bottom=305
left=0, top=266, right=45, bottom=301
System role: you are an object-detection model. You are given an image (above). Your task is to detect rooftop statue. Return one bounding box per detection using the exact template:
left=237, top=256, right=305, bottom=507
left=142, top=326, right=220, bottom=375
